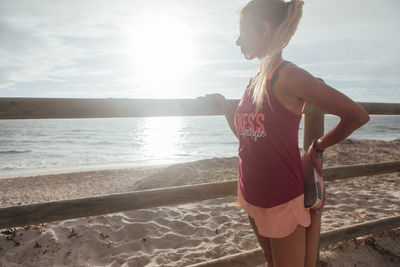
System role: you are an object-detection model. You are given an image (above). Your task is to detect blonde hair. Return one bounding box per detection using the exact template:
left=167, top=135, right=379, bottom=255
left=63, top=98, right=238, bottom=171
left=241, top=0, right=304, bottom=112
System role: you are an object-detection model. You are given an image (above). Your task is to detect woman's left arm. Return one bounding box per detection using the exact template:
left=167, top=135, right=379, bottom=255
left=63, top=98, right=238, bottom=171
left=283, top=64, right=370, bottom=173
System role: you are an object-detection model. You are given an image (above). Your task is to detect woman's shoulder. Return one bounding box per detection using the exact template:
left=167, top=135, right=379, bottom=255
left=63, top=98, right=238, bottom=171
left=278, top=61, right=317, bottom=88
left=280, top=61, right=307, bottom=77
left=275, top=60, right=328, bottom=107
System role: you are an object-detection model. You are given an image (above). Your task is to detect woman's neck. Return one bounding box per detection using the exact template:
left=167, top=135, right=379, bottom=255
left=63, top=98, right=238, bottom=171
left=259, top=51, right=282, bottom=62
left=257, top=53, right=283, bottom=72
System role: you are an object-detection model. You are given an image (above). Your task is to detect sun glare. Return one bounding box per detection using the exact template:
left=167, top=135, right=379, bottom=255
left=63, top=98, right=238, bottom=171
left=127, top=15, right=195, bottom=95
left=142, top=117, right=183, bottom=160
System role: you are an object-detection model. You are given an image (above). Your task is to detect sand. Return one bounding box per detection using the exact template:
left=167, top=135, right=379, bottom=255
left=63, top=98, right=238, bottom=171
left=0, top=139, right=399, bottom=267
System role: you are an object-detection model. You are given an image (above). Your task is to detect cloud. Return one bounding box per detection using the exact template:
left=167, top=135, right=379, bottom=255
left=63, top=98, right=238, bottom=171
left=0, top=18, right=86, bottom=86
left=285, top=36, right=400, bottom=85
left=295, top=0, right=400, bottom=44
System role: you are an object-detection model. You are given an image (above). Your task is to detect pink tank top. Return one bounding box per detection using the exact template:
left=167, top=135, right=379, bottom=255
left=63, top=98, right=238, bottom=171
left=234, top=60, right=304, bottom=208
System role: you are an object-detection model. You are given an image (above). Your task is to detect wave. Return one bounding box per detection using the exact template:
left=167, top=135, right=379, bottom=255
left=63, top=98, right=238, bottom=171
left=0, top=150, right=31, bottom=154
left=0, top=167, right=15, bottom=170
left=380, top=126, right=400, bottom=132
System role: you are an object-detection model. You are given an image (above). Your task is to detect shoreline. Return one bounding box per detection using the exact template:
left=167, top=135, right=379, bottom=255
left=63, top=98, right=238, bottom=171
left=0, top=156, right=220, bottom=180
left=2, top=137, right=399, bottom=180
left=0, top=161, right=177, bottom=180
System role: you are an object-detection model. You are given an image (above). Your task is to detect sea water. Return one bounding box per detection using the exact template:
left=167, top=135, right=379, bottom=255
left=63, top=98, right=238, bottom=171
left=0, top=115, right=399, bottom=177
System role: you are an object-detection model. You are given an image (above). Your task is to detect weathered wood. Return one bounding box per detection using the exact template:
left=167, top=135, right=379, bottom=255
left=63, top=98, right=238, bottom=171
left=188, top=215, right=400, bottom=267
left=1, top=161, right=398, bottom=229
left=0, top=98, right=237, bottom=119
left=323, top=161, right=400, bottom=181
left=359, top=102, right=400, bottom=115
left=302, top=103, right=325, bottom=266
left=188, top=248, right=264, bottom=267
left=303, top=102, right=400, bottom=116
left=1, top=98, right=399, bottom=119
left=0, top=181, right=237, bottom=229
left=320, top=215, right=400, bottom=247
left=303, top=103, right=324, bottom=150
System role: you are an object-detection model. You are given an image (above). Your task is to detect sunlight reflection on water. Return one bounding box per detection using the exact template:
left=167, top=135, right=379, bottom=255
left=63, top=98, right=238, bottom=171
left=142, top=117, right=184, bottom=160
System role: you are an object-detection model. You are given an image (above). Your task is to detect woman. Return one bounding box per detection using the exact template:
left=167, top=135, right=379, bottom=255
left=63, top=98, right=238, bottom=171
left=201, top=0, right=370, bottom=266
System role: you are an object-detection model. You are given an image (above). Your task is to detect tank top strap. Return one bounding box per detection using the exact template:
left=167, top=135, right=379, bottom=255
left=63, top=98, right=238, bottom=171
left=301, top=101, right=307, bottom=114
left=267, top=59, right=286, bottom=81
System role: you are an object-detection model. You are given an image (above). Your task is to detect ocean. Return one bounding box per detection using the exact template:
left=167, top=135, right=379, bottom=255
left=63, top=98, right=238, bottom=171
left=0, top=115, right=399, bottom=178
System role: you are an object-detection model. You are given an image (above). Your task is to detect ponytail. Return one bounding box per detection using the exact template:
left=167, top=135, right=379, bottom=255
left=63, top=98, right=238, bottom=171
left=246, top=0, right=304, bottom=112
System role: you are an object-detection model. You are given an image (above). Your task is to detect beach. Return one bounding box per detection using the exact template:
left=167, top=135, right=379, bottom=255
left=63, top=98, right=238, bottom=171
left=1, top=138, right=399, bottom=266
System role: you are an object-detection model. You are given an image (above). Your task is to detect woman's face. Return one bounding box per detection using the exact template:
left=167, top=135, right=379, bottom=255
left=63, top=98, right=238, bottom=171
left=236, top=16, right=266, bottom=60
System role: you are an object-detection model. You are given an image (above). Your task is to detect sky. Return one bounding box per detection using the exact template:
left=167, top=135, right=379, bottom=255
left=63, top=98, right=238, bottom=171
left=1, top=0, right=399, bottom=103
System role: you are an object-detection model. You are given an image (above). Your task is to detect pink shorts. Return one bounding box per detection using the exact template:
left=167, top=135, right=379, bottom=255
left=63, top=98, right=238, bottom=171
left=238, top=185, right=311, bottom=238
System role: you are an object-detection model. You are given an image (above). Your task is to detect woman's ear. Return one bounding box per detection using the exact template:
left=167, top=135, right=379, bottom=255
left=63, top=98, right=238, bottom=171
left=262, top=21, right=272, bottom=40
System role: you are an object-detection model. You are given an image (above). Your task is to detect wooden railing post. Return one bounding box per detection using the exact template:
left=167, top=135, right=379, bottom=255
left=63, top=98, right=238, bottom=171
left=303, top=104, right=324, bottom=151
left=303, top=103, right=324, bottom=267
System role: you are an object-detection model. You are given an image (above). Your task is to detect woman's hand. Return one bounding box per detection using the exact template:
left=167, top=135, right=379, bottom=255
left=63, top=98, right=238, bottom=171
left=197, top=93, right=226, bottom=106
left=307, top=145, right=323, bottom=176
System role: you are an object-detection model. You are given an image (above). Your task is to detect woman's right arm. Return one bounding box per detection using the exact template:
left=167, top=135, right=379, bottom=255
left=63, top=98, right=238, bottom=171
left=198, top=94, right=239, bottom=140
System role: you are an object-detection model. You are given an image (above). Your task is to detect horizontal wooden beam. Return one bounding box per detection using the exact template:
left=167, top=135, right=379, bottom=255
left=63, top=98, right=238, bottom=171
left=1, top=98, right=399, bottom=119
left=323, top=161, right=400, bottom=181
left=0, top=161, right=398, bottom=229
left=0, top=98, right=238, bottom=119
left=188, top=215, right=400, bottom=267
left=0, top=181, right=237, bottom=229
left=320, top=215, right=400, bottom=247
left=359, top=102, right=400, bottom=115
left=313, top=102, right=400, bottom=115
left=188, top=248, right=264, bottom=267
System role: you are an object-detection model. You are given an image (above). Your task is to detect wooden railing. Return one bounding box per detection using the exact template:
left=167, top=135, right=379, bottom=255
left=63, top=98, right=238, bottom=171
left=1, top=162, right=399, bottom=230
left=1, top=97, right=399, bottom=266
left=1, top=98, right=399, bottom=119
